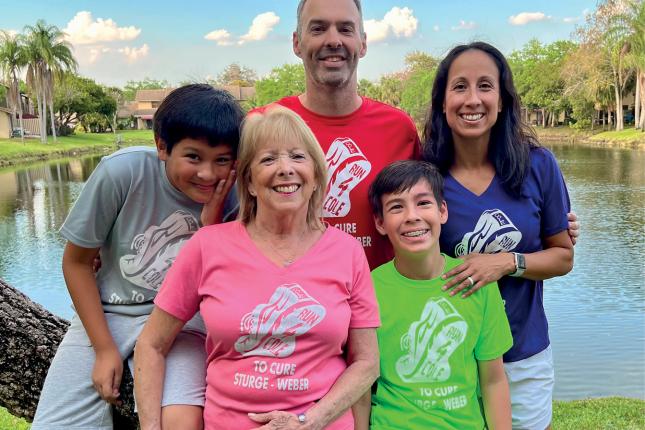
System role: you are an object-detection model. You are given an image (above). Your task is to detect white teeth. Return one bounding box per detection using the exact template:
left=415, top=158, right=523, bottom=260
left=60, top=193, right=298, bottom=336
left=274, top=185, right=299, bottom=193
left=403, top=230, right=428, bottom=237
left=324, top=56, right=342, bottom=62
left=462, top=113, right=483, bottom=121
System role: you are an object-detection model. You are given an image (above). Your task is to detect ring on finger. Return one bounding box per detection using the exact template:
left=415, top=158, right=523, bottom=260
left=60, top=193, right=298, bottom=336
left=467, top=276, right=475, bottom=287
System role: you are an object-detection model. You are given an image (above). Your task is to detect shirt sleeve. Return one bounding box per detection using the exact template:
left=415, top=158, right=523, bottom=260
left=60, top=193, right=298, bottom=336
left=535, top=148, right=571, bottom=238
left=348, top=238, right=381, bottom=328
left=474, top=283, right=513, bottom=361
left=154, top=229, right=204, bottom=322
left=59, top=157, right=126, bottom=248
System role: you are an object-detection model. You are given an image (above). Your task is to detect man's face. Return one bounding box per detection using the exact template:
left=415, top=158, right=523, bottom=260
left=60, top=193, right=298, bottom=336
left=293, top=0, right=367, bottom=89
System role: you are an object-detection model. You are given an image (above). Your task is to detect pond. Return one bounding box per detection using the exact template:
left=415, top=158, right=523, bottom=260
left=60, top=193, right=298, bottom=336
left=0, top=144, right=643, bottom=401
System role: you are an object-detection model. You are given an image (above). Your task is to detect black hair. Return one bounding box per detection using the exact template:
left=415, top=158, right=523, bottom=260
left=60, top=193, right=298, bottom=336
left=368, top=160, right=444, bottom=218
left=153, top=84, right=244, bottom=155
left=421, top=41, right=539, bottom=197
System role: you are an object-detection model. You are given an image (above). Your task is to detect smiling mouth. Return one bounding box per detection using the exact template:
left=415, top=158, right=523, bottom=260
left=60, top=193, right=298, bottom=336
left=460, top=113, right=484, bottom=121
left=193, top=183, right=214, bottom=192
left=402, top=229, right=429, bottom=238
left=274, top=185, right=300, bottom=193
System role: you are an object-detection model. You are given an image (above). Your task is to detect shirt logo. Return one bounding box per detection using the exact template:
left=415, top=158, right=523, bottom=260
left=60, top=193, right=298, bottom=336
left=323, top=137, right=371, bottom=218
left=397, top=298, right=467, bottom=383
left=234, top=284, right=326, bottom=358
left=455, top=209, right=522, bottom=256
left=119, top=210, right=199, bottom=291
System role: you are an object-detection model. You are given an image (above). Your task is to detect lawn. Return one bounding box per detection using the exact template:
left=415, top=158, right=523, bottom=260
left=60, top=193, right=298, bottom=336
left=0, top=130, right=154, bottom=166
left=1, top=397, right=643, bottom=429
left=589, top=127, right=645, bottom=143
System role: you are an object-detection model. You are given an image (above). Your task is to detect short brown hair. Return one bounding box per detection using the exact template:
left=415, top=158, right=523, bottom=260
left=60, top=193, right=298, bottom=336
left=237, top=106, right=327, bottom=228
left=295, top=0, right=364, bottom=38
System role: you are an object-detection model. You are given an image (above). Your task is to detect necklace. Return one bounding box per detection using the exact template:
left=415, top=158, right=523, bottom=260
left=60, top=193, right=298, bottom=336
left=248, top=223, right=311, bottom=267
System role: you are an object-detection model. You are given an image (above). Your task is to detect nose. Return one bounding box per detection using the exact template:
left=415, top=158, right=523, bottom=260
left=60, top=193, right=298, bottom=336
left=465, top=87, right=481, bottom=106
left=196, top=163, right=216, bottom=182
left=404, top=206, right=421, bottom=223
left=324, top=27, right=342, bottom=49
left=276, top=155, right=295, bottom=176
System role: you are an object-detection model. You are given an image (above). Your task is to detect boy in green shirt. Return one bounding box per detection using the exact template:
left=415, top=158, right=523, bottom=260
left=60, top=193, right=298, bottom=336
left=363, top=160, right=513, bottom=430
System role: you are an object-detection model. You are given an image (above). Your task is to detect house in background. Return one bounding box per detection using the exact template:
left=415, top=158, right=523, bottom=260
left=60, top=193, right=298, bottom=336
left=0, top=84, right=38, bottom=138
left=118, top=85, right=256, bottom=130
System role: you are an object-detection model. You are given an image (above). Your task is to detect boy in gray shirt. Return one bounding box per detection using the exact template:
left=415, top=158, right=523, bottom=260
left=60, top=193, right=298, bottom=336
left=32, top=84, right=243, bottom=430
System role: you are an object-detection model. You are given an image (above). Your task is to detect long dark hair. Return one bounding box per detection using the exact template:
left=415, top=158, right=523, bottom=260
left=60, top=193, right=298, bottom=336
left=422, top=41, right=539, bottom=197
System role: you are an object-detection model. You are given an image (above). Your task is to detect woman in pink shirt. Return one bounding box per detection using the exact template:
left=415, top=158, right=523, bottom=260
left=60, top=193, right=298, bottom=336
left=134, top=106, right=380, bottom=430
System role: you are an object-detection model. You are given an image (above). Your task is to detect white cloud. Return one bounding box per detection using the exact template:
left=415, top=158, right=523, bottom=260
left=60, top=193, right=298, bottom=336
left=64, top=11, right=141, bottom=44
left=563, top=17, right=579, bottom=23
left=433, top=25, right=440, bottom=32
left=118, top=44, right=149, bottom=62
left=364, top=6, right=418, bottom=43
left=204, top=29, right=233, bottom=46
left=451, top=20, right=477, bottom=31
left=239, top=12, right=280, bottom=44
left=88, top=46, right=112, bottom=63
left=508, top=12, right=551, bottom=26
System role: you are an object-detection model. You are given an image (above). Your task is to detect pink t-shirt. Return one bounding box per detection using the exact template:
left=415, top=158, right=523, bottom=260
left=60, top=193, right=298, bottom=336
left=155, top=221, right=380, bottom=429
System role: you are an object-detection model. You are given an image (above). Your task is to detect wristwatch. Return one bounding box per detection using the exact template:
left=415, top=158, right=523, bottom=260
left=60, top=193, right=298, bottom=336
left=510, top=252, right=526, bottom=277
left=297, top=413, right=306, bottom=424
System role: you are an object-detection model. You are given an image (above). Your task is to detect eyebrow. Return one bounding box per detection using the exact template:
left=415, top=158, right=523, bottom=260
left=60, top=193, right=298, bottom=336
left=308, top=19, right=357, bottom=28
left=384, top=192, right=434, bottom=205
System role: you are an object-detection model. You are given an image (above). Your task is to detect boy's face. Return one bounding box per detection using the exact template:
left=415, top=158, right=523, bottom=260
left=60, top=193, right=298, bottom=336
left=375, top=179, right=448, bottom=257
left=157, top=137, right=234, bottom=204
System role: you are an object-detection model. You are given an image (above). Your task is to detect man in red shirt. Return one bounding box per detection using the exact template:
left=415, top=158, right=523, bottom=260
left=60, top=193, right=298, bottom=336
left=254, top=0, right=421, bottom=270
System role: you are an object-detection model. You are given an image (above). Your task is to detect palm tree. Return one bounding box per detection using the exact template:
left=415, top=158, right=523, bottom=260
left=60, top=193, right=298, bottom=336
left=23, top=20, right=76, bottom=143
left=624, top=0, right=645, bottom=130
left=0, top=31, right=27, bottom=143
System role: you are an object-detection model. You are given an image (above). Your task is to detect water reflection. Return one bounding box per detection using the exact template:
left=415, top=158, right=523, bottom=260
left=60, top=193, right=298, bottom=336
left=0, top=156, right=101, bottom=317
left=0, top=147, right=643, bottom=400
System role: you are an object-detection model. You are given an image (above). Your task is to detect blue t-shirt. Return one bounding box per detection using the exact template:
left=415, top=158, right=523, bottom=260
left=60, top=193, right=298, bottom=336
left=439, top=147, right=570, bottom=362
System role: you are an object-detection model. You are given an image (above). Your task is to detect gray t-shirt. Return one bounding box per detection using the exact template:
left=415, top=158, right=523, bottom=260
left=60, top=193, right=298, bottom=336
left=60, top=146, right=236, bottom=316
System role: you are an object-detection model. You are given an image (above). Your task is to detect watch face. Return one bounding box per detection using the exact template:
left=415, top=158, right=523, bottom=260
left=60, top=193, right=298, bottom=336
left=517, top=253, right=526, bottom=270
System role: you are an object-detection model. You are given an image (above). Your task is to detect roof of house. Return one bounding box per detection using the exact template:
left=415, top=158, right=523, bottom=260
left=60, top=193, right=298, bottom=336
left=134, top=88, right=175, bottom=102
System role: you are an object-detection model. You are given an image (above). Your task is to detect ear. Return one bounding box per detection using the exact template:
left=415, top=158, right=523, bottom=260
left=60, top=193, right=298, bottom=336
left=155, top=136, right=169, bottom=161
left=293, top=31, right=302, bottom=58
left=442, top=99, right=446, bottom=114
left=374, top=215, right=387, bottom=236
left=248, top=180, right=257, bottom=197
left=359, top=33, right=367, bottom=58
left=439, top=200, right=448, bottom=225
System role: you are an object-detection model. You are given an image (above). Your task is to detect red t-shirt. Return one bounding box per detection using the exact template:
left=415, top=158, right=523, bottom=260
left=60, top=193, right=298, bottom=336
left=253, top=96, right=421, bottom=269
left=155, top=221, right=380, bottom=429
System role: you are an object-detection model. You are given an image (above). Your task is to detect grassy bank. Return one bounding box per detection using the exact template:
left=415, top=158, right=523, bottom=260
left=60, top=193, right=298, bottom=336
left=2, top=397, right=643, bottom=429
left=533, top=126, right=645, bottom=149
left=0, top=130, right=154, bottom=168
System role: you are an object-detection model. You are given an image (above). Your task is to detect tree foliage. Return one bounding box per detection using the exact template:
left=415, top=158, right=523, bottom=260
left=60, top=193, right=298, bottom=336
left=252, top=63, right=305, bottom=107
left=215, top=63, right=257, bottom=87
left=54, top=73, right=117, bottom=133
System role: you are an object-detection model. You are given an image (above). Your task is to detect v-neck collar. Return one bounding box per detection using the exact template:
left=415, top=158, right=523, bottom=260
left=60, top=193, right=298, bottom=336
left=447, top=172, right=498, bottom=198
left=236, top=221, right=331, bottom=272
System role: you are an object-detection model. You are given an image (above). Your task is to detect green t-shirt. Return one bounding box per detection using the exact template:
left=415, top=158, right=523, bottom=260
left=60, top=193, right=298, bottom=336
left=370, top=255, right=513, bottom=430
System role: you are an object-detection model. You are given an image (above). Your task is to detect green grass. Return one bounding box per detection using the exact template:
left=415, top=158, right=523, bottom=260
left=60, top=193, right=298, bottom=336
left=589, top=127, right=645, bottom=143
left=1, top=397, right=643, bottom=429
left=553, top=397, right=645, bottom=430
left=0, top=130, right=154, bottom=165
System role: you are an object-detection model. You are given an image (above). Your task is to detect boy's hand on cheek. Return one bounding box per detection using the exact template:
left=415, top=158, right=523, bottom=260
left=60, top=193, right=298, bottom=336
left=200, top=169, right=236, bottom=226
left=441, top=253, right=515, bottom=298
left=92, top=346, right=123, bottom=405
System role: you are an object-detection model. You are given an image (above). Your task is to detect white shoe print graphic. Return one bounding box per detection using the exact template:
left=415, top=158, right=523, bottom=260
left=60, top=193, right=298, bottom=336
left=455, top=209, right=522, bottom=257
left=323, top=137, right=371, bottom=218
left=396, top=298, right=467, bottom=383
left=119, top=210, right=199, bottom=291
left=235, top=284, right=326, bottom=358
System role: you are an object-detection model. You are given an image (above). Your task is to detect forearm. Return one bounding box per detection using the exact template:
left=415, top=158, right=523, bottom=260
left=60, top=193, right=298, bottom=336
left=522, top=246, right=573, bottom=280
left=481, top=378, right=511, bottom=430
left=305, top=359, right=379, bottom=430
left=62, top=246, right=116, bottom=353
left=479, top=359, right=511, bottom=430
left=352, top=389, right=372, bottom=430
left=133, top=342, right=166, bottom=430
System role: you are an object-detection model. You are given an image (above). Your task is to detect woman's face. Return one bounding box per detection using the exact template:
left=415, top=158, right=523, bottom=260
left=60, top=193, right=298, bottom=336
left=248, top=136, right=317, bottom=219
left=443, top=49, right=502, bottom=146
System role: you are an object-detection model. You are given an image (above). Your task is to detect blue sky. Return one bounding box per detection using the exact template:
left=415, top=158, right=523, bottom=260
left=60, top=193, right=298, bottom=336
left=3, top=0, right=597, bottom=86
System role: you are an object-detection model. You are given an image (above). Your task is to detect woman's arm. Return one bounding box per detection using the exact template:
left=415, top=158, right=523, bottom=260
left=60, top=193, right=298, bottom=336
left=134, top=306, right=186, bottom=430
left=248, top=328, right=380, bottom=430
left=63, top=242, right=123, bottom=405
left=441, top=229, right=574, bottom=297
left=478, top=358, right=511, bottom=430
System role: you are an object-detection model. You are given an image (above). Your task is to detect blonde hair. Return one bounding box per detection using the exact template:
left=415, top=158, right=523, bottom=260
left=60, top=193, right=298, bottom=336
left=237, top=106, right=327, bottom=228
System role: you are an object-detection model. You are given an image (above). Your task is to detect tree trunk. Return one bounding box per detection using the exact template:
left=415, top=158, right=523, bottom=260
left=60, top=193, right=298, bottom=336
left=0, top=278, right=138, bottom=428
left=49, top=104, right=57, bottom=142
left=614, top=85, right=623, bottom=131
left=636, top=70, right=641, bottom=129
left=541, top=109, right=546, bottom=128
left=639, top=71, right=645, bottom=132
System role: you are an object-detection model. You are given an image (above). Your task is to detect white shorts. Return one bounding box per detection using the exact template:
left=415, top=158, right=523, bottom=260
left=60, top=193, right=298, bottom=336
left=504, top=345, right=554, bottom=430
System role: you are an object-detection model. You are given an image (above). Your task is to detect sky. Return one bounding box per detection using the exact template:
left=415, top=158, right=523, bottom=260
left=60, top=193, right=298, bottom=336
left=2, top=0, right=598, bottom=87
